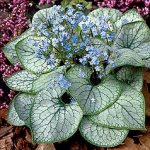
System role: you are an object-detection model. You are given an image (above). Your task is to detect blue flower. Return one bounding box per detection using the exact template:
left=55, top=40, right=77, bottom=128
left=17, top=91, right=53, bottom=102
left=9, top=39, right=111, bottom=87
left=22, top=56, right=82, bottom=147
left=79, top=57, right=87, bottom=65
left=67, top=53, right=73, bottom=58
left=52, top=38, right=59, bottom=46
left=57, top=74, right=71, bottom=89
left=108, top=58, right=115, bottom=67
left=47, top=54, right=57, bottom=68
left=82, top=24, right=88, bottom=32
left=64, top=43, right=71, bottom=51
left=71, top=35, right=78, bottom=44
left=95, top=66, right=101, bottom=71
left=79, top=69, right=86, bottom=78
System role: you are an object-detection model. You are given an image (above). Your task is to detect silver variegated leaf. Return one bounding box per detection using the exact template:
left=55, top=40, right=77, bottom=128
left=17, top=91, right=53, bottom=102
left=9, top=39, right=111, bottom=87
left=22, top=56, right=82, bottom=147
left=32, top=66, right=66, bottom=93
left=67, top=65, right=121, bottom=115
left=16, top=36, right=58, bottom=74
left=116, top=66, right=143, bottom=91
left=30, top=86, right=83, bottom=143
left=144, top=58, right=150, bottom=68
left=32, top=5, right=63, bottom=29
left=89, top=86, right=145, bottom=130
left=5, top=66, right=66, bottom=93
left=116, top=9, right=144, bottom=28
left=114, top=21, right=150, bottom=50
left=88, top=8, right=122, bottom=32
left=5, top=70, right=38, bottom=93
left=3, top=29, right=31, bottom=64
left=14, top=93, right=35, bottom=126
left=79, top=117, right=129, bottom=147
left=106, top=48, right=144, bottom=74
left=7, top=100, right=25, bottom=126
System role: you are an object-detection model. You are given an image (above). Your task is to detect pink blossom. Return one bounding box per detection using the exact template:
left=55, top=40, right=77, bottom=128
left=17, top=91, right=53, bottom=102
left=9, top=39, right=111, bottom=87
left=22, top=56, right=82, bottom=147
left=95, top=0, right=150, bottom=16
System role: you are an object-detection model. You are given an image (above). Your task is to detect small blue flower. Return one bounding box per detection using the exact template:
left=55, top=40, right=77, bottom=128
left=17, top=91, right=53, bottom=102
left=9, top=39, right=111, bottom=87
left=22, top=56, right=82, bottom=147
left=47, top=54, right=57, bottom=68
left=79, top=57, right=87, bottom=65
left=74, top=48, right=79, bottom=52
left=67, top=53, right=73, bottom=58
left=98, top=74, right=103, bottom=79
left=52, top=38, right=59, bottom=46
left=90, top=57, right=99, bottom=65
left=70, top=98, right=77, bottom=104
left=108, top=32, right=115, bottom=41
left=71, top=35, right=78, bottom=44
left=108, top=58, right=115, bottom=67
left=82, top=24, right=88, bottom=32
left=91, top=27, right=98, bottom=36
left=95, top=66, right=101, bottom=71
left=79, top=69, right=86, bottom=78
left=101, top=31, right=107, bottom=39
left=64, top=43, right=71, bottom=51
left=57, top=74, right=71, bottom=89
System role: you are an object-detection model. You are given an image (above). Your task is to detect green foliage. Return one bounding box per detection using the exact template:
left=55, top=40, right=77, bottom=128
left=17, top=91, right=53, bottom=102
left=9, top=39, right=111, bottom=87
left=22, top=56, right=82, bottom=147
left=61, top=0, right=92, bottom=9
left=4, top=5, right=149, bottom=147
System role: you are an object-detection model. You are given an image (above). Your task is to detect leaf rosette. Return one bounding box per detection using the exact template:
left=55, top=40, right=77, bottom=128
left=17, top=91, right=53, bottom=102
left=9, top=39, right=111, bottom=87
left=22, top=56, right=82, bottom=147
left=3, top=5, right=147, bottom=147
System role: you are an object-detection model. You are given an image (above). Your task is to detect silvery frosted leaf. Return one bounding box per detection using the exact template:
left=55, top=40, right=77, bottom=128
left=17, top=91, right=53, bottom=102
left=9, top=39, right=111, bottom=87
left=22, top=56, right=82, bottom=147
left=7, top=100, right=25, bottom=126
left=116, top=9, right=144, bottom=28
left=14, top=93, right=35, bottom=126
left=88, top=8, right=122, bottom=32
left=30, top=86, right=83, bottom=143
left=16, top=36, right=60, bottom=74
left=89, top=86, right=145, bottom=130
left=67, top=65, right=121, bottom=115
left=144, top=58, right=150, bottom=68
left=106, top=48, right=144, bottom=74
left=5, top=66, right=66, bottom=93
left=32, top=5, right=64, bottom=29
left=79, top=117, right=129, bottom=147
left=5, top=70, right=38, bottom=93
left=32, top=66, right=66, bottom=93
left=114, top=21, right=150, bottom=50
left=116, top=66, right=143, bottom=91
left=3, top=29, right=31, bottom=64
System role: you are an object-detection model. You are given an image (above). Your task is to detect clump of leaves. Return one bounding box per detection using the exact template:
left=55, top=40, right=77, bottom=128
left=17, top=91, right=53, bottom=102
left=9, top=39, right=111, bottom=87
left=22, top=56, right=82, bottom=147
left=3, top=4, right=150, bottom=147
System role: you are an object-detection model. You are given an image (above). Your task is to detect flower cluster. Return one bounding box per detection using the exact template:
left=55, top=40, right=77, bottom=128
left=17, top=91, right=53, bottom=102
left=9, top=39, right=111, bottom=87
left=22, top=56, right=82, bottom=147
left=39, top=0, right=53, bottom=5
left=94, top=0, right=150, bottom=16
left=0, top=0, right=29, bottom=47
left=0, top=0, right=29, bottom=109
left=0, top=51, right=21, bottom=109
left=31, top=5, right=114, bottom=78
left=4, top=5, right=149, bottom=147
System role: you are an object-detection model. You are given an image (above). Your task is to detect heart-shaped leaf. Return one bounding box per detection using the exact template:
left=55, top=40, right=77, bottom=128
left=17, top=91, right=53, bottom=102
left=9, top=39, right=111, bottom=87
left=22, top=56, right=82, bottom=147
left=5, top=66, right=66, bottom=93
left=16, top=36, right=59, bottom=74
left=5, top=70, right=38, bottom=93
left=32, top=66, right=66, bottom=93
left=3, top=29, right=31, bottom=64
left=14, top=93, right=35, bottom=126
left=114, top=21, right=150, bottom=51
left=116, top=66, right=143, bottom=91
left=89, top=86, right=145, bottom=130
left=30, top=86, right=83, bottom=143
left=114, top=49, right=144, bottom=67
left=88, top=8, right=122, bottom=28
left=7, top=100, right=25, bottom=126
left=67, top=65, right=121, bottom=115
left=79, top=117, right=129, bottom=147
left=32, top=6, right=64, bottom=29
left=106, top=49, right=144, bottom=74
left=116, top=9, right=144, bottom=28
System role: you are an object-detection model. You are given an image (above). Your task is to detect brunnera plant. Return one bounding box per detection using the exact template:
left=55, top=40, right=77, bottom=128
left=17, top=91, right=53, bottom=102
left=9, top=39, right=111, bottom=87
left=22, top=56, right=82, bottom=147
left=3, top=4, right=150, bottom=147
